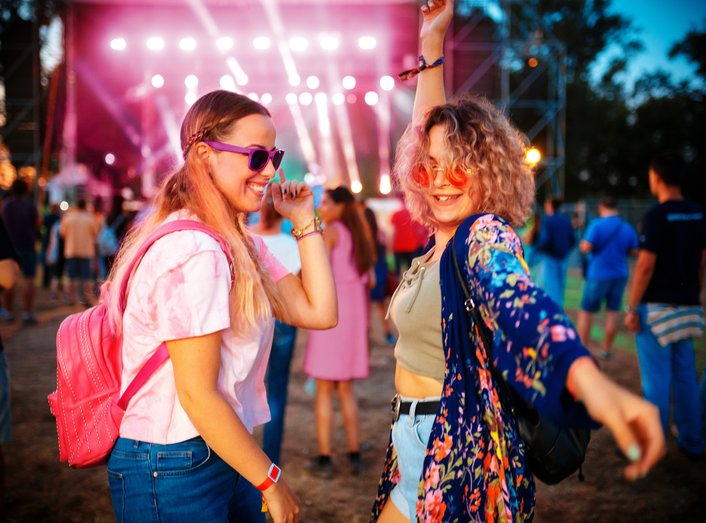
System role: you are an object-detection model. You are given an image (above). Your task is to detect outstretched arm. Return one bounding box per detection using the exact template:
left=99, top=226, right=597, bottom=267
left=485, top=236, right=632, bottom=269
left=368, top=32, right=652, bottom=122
left=412, top=0, right=454, bottom=127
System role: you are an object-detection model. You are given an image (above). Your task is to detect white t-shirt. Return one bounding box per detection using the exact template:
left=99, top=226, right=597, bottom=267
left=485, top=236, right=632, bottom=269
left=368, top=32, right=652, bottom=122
left=119, top=210, right=289, bottom=444
left=259, top=232, right=301, bottom=275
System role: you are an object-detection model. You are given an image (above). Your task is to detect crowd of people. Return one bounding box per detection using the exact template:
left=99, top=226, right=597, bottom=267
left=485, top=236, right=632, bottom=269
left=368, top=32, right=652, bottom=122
left=0, top=0, right=705, bottom=521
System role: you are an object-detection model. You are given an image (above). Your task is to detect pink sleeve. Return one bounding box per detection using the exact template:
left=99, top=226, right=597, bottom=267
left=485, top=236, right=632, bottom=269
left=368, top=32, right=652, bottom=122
left=151, top=249, right=232, bottom=342
left=251, top=234, right=290, bottom=282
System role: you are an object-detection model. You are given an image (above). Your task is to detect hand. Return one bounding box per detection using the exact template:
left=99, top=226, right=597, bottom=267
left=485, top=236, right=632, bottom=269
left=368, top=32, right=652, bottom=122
left=572, top=363, right=665, bottom=480
left=420, top=0, right=454, bottom=42
left=267, top=168, right=315, bottom=228
left=262, top=480, right=301, bottom=523
left=624, top=311, right=640, bottom=333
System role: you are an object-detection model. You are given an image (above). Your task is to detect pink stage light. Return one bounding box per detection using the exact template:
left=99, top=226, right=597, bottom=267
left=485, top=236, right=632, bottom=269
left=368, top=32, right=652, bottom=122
left=379, top=173, right=392, bottom=195
left=306, top=76, right=320, bottom=89
left=146, top=36, right=165, bottom=51
left=298, top=92, right=313, bottom=106
left=288, top=74, right=301, bottom=87
left=351, top=180, right=363, bottom=193
left=151, top=74, right=165, bottom=88
left=314, top=92, right=327, bottom=104
left=220, top=75, right=236, bottom=91
left=358, top=36, right=376, bottom=50
left=347, top=94, right=357, bottom=104
left=110, top=37, right=126, bottom=51
left=248, top=93, right=260, bottom=102
left=380, top=75, right=395, bottom=91
left=179, top=37, right=197, bottom=52
left=253, top=36, right=271, bottom=50
left=260, top=93, right=273, bottom=105
left=332, top=93, right=345, bottom=106
left=289, top=36, right=308, bottom=52
left=216, top=36, right=233, bottom=51
left=285, top=93, right=298, bottom=105
left=184, top=75, right=199, bottom=89
left=105, top=153, right=116, bottom=165
left=365, top=91, right=379, bottom=106
left=185, top=92, right=197, bottom=106
left=319, top=34, right=340, bottom=51
left=342, top=76, right=356, bottom=90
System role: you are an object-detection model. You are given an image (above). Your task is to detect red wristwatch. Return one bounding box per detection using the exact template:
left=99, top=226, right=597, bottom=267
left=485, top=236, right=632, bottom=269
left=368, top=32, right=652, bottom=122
left=255, top=463, right=281, bottom=491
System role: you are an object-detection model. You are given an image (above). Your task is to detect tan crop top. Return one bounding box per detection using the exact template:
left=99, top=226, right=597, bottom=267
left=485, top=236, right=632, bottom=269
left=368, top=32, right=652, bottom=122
left=387, top=250, right=445, bottom=382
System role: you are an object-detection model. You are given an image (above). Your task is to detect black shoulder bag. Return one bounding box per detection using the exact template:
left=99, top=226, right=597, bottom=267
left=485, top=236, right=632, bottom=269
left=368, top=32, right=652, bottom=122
left=451, top=239, right=590, bottom=485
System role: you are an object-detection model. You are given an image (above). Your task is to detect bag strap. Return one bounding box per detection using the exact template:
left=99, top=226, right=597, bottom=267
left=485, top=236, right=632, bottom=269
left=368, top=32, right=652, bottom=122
left=591, top=219, right=623, bottom=256
left=115, top=219, right=234, bottom=409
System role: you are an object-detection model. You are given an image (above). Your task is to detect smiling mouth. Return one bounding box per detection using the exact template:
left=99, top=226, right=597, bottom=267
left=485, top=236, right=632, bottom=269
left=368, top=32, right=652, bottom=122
left=434, top=195, right=460, bottom=202
left=247, top=182, right=267, bottom=195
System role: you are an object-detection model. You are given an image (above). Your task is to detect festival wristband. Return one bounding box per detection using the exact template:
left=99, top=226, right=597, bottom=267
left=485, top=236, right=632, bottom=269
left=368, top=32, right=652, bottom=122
left=255, top=463, right=281, bottom=492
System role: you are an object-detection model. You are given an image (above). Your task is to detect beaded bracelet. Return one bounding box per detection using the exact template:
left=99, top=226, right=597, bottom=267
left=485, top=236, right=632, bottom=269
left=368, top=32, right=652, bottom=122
left=398, top=54, right=445, bottom=81
left=295, top=230, right=323, bottom=241
left=291, top=216, right=322, bottom=240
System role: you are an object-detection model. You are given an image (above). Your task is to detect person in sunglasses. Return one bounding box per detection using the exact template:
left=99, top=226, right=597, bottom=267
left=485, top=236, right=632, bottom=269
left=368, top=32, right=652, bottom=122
left=104, top=90, right=336, bottom=523
left=371, top=1, right=665, bottom=522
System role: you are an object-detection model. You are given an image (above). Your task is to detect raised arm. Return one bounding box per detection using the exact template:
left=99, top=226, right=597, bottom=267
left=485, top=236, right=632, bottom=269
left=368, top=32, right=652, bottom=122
left=268, top=170, right=337, bottom=329
left=411, top=0, right=454, bottom=127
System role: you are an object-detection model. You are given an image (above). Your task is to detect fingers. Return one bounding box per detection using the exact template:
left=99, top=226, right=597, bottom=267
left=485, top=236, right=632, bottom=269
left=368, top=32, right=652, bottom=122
left=625, top=404, right=666, bottom=479
left=278, top=167, right=287, bottom=184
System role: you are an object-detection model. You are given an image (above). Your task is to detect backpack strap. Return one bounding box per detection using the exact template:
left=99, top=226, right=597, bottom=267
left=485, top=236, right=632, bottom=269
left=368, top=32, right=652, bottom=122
left=115, top=219, right=234, bottom=409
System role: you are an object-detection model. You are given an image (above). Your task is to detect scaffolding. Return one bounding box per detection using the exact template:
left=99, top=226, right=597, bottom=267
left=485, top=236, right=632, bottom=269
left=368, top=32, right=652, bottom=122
left=448, top=0, right=566, bottom=196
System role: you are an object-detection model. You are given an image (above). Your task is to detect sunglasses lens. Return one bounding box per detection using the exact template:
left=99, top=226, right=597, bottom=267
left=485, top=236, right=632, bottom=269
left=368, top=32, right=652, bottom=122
left=272, top=150, right=284, bottom=170
left=249, top=150, right=269, bottom=171
left=412, top=165, right=430, bottom=185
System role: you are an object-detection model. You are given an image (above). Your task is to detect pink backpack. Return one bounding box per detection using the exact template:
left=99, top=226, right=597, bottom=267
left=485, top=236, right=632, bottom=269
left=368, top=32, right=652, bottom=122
left=48, top=220, right=234, bottom=468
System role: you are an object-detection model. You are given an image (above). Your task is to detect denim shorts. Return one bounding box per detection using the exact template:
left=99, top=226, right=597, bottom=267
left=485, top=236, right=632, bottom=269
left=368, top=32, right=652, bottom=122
left=108, top=436, right=261, bottom=523
left=389, top=396, right=438, bottom=520
left=66, top=257, right=91, bottom=280
left=580, top=277, right=627, bottom=313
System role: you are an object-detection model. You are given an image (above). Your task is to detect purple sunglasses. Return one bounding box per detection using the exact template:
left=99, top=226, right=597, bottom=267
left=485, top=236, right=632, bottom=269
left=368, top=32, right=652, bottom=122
left=204, top=141, right=285, bottom=172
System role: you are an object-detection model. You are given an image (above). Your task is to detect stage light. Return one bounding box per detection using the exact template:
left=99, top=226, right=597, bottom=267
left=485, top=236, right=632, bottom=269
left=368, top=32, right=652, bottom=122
left=347, top=94, right=357, bottom=104
left=236, top=72, right=249, bottom=86
left=314, top=92, right=327, bottom=104
left=179, top=37, right=197, bottom=51
left=248, top=93, right=259, bottom=102
left=185, top=75, right=199, bottom=89
left=358, top=36, right=376, bottom=50
left=151, top=74, right=165, bottom=88
left=351, top=180, right=363, bottom=193
left=288, top=74, right=301, bottom=87
left=185, top=92, right=197, bottom=106
left=110, top=37, right=126, bottom=51
left=216, top=36, right=233, bottom=51
left=365, top=91, right=379, bottom=106
left=105, top=153, right=116, bottom=165
left=260, top=93, right=273, bottom=105
left=380, top=75, right=395, bottom=91
left=528, top=57, right=539, bottom=68
left=320, top=35, right=340, bottom=51
left=332, top=93, right=345, bottom=105
left=253, top=36, right=271, bottom=50
left=60, top=201, right=69, bottom=211
left=220, top=75, right=236, bottom=91
left=146, top=36, right=165, bottom=51
left=342, top=76, right=356, bottom=90
left=525, top=147, right=542, bottom=166
left=289, top=36, right=308, bottom=52
left=286, top=93, right=298, bottom=105
left=306, top=75, right=320, bottom=89
left=379, top=173, right=392, bottom=195
left=299, top=92, right=313, bottom=106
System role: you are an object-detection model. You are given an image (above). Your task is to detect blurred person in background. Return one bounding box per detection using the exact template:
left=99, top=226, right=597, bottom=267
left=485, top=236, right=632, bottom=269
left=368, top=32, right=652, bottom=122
left=577, top=195, right=638, bottom=359
left=364, top=204, right=396, bottom=346
left=60, top=198, right=100, bottom=306
left=390, top=194, right=427, bottom=276
left=1, top=179, right=39, bottom=324
left=304, top=186, right=376, bottom=477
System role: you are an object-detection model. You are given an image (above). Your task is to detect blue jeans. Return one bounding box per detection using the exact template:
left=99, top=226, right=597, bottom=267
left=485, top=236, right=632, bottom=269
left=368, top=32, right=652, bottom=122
left=635, top=305, right=704, bottom=454
left=535, top=254, right=568, bottom=308
left=263, top=321, right=297, bottom=464
left=108, top=436, right=262, bottom=522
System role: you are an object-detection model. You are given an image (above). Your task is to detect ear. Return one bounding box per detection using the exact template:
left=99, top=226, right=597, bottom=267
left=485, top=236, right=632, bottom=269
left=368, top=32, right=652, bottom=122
left=193, top=142, right=212, bottom=164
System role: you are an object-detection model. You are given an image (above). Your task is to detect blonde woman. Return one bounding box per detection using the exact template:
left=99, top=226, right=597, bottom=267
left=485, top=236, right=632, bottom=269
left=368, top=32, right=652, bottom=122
left=372, top=1, right=664, bottom=521
left=105, top=90, right=336, bottom=523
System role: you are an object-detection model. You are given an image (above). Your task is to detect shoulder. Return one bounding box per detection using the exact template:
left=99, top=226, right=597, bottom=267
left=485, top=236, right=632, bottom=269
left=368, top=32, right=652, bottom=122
left=144, top=228, right=228, bottom=277
left=457, top=213, right=520, bottom=249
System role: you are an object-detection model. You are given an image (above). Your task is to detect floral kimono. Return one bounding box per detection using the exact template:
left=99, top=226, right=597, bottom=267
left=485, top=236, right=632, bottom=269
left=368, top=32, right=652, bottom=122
left=371, top=214, right=595, bottom=522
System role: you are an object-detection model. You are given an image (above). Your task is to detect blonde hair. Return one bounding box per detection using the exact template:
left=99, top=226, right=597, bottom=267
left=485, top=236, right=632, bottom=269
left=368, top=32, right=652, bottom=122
left=394, top=94, right=535, bottom=229
left=107, top=90, right=284, bottom=333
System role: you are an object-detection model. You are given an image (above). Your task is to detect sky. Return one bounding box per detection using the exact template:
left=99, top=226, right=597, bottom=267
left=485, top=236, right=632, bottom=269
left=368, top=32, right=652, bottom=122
left=598, top=0, right=706, bottom=90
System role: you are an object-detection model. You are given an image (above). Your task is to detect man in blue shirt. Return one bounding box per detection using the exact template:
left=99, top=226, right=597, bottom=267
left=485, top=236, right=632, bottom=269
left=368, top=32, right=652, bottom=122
left=625, top=153, right=705, bottom=459
left=534, top=196, right=576, bottom=308
left=577, top=196, right=638, bottom=359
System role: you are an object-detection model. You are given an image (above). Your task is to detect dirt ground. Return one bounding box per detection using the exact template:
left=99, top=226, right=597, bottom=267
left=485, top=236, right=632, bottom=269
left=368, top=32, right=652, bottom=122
left=1, top=286, right=704, bottom=522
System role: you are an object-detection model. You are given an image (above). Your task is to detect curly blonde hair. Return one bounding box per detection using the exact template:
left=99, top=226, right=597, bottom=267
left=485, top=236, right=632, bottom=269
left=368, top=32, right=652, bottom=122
left=107, top=90, right=284, bottom=333
left=394, top=94, right=535, bottom=229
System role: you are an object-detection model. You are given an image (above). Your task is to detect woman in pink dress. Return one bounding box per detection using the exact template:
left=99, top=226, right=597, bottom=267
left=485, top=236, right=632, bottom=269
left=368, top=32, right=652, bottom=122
left=304, top=186, right=377, bottom=477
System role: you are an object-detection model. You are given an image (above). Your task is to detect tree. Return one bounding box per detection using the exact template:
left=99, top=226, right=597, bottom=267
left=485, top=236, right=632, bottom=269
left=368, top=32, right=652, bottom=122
left=669, top=17, right=706, bottom=83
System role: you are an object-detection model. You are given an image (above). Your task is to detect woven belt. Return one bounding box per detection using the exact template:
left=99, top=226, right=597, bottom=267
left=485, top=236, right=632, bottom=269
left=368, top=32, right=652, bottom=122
left=391, top=395, right=440, bottom=422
